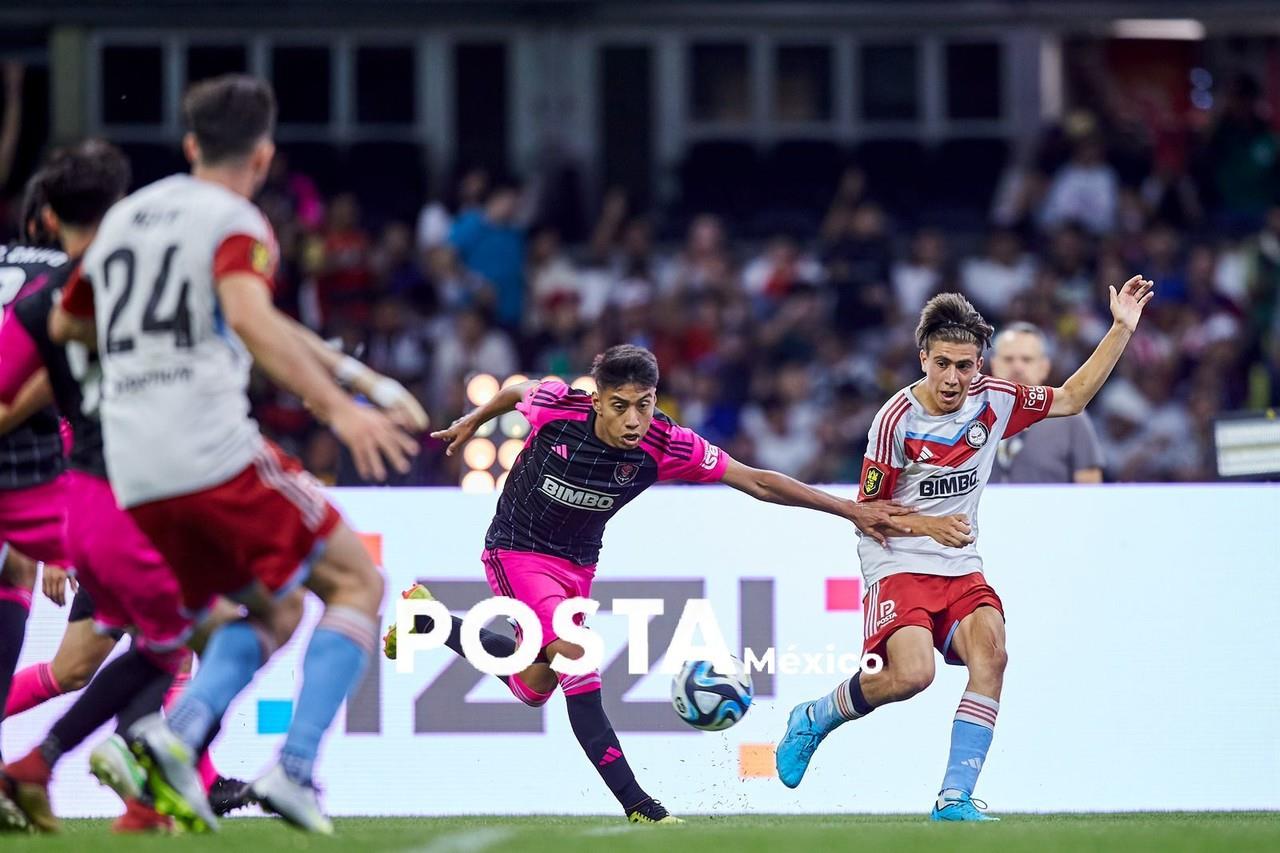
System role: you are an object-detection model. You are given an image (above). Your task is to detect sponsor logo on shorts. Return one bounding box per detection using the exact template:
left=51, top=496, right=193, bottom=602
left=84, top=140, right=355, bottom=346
left=874, top=599, right=897, bottom=631
left=863, top=465, right=884, bottom=497
left=540, top=475, right=617, bottom=511
left=965, top=420, right=990, bottom=449
left=614, top=462, right=638, bottom=485
left=919, top=468, right=980, bottom=499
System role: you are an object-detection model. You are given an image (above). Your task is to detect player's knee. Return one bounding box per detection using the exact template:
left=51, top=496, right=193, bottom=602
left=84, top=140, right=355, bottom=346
left=53, top=658, right=97, bottom=691
left=892, top=662, right=935, bottom=698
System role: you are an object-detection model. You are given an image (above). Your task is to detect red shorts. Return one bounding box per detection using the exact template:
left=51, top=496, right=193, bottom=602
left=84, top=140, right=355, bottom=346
left=129, top=441, right=341, bottom=615
left=862, top=572, right=1003, bottom=666
left=481, top=549, right=595, bottom=648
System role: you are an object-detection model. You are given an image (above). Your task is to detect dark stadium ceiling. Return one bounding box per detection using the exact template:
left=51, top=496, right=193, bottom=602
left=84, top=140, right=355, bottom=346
left=2, top=0, right=1280, bottom=28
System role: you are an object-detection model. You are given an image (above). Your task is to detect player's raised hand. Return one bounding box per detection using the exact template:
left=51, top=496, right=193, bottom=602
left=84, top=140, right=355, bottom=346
left=368, top=376, right=430, bottom=432
left=430, top=413, right=480, bottom=457
left=1109, top=275, right=1155, bottom=332
left=848, top=501, right=916, bottom=547
left=331, top=402, right=420, bottom=482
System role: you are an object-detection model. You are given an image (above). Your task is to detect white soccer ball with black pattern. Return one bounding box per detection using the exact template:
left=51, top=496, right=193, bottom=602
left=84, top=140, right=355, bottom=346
left=671, top=657, right=753, bottom=731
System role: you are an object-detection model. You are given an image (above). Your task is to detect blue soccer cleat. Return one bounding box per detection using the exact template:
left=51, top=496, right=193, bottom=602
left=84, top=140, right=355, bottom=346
left=930, top=793, right=1000, bottom=822
left=775, top=701, right=830, bottom=788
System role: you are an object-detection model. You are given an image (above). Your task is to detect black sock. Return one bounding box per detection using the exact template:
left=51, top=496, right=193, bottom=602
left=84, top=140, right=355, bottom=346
left=417, top=614, right=515, bottom=684
left=114, top=656, right=177, bottom=735
left=565, top=689, right=649, bottom=813
left=45, top=647, right=171, bottom=766
left=0, top=599, right=31, bottom=762
left=848, top=672, right=875, bottom=717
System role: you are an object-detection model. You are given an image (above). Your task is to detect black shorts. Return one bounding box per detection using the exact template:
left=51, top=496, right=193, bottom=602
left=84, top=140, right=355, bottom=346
left=68, top=587, right=95, bottom=622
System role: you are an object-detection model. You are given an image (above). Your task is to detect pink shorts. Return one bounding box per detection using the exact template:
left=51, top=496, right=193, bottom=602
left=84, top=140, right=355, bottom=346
left=0, top=476, right=69, bottom=607
left=482, top=549, right=595, bottom=648
left=64, top=470, right=191, bottom=667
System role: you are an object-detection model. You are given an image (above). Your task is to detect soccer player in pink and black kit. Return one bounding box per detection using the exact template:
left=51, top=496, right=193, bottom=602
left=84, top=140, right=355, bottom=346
left=386, top=344, right=914, bottom=823
left=54, top=75, right=425, bottom=834
left=776, top=283, right=1154, bottom=821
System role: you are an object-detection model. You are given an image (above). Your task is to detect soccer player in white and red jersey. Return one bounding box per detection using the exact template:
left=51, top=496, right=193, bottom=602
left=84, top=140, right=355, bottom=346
left=52, top=75, right=425, bottom=834
left=776, top=281, right=1154, bottom=821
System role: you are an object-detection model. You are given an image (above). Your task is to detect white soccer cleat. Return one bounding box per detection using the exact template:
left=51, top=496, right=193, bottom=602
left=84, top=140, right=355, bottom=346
left=89, top=734, right=147, bottom=803
left=251, top=764, right=334, bottom=835
left=129, top=713, right=219, bottom=832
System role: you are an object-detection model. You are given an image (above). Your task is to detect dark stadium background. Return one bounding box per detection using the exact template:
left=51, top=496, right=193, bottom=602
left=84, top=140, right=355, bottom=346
left=1, top=0, right=1277, bottom=488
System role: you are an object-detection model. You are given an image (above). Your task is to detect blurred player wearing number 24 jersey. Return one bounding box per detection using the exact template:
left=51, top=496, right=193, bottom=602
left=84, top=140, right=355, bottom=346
left=54, top=74, right=425, bottom=834
left=777, top=283, right=1154, bottom=821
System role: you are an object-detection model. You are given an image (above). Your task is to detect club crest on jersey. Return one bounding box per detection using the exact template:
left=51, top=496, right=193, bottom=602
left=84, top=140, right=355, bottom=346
left=251, top=241, right=272, bottom=275
left=965, top=420, right=990, bottom=449
left=613, top=462, right=638, bottom=485
left=863, top=465, right=885, bottom=497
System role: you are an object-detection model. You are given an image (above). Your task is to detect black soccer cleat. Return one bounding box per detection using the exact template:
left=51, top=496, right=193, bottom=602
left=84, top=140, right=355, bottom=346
left=208, top=776, right=255, bottom=817
left=626, top=797, right=684, bottom=824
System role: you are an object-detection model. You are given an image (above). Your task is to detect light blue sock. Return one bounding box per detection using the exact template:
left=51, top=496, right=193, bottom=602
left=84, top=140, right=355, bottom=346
left=807, top=673, right=872, bottom=734
left=167, top=620, right=265, bottom=751
left=940, top=691, right=999, bottom=797
left=280, top=606, right=375, bottom=785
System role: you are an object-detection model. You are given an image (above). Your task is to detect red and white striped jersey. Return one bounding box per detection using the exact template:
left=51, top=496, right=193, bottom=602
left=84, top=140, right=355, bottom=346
left=855, top=376, right=1053, bottom=584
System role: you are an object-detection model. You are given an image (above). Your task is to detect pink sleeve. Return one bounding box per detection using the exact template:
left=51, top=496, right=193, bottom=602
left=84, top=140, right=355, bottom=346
left=515, top=380, right=590, bottom=434
left=0, top=315, right=43, bottom=405
left=654, top=422, right=731, bottom=483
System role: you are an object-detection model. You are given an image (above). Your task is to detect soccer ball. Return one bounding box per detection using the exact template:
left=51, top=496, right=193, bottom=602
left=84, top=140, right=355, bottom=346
left=671, top=657, right=753, bottom=731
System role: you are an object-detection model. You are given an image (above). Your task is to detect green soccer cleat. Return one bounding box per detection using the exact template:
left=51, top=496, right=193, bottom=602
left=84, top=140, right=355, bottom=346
left=382, top=582, right=436, bottom=660
left=90, top=734, right=148, bottom=804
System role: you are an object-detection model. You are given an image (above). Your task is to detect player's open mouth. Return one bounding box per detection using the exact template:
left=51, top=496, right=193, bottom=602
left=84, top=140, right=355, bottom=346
left=622, top=433, right=640, bottom=443
left=940, top=390, right=960, bottom=405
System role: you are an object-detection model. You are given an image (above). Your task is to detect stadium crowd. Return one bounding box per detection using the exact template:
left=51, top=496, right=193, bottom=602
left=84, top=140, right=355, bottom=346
left=4, top=68, right=1278, bottom=487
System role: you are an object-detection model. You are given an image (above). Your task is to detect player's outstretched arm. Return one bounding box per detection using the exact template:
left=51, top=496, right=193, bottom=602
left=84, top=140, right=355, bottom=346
left=719, top=458, right=915, bottom=546
left=284, top=317, right=429, bottom=432
left=430, top=379, right=538, bottom=456
left=218, top=272, right=418, bottom=481
left=1048, top=274, right=1154, bottom=418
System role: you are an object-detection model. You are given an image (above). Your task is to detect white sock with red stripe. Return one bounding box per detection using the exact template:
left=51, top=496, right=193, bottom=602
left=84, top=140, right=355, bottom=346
left=938, top=691, right=999, bottom=804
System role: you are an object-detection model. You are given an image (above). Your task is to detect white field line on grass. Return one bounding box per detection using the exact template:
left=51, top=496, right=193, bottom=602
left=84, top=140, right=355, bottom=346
left=399, top=827, right=516, bottom=853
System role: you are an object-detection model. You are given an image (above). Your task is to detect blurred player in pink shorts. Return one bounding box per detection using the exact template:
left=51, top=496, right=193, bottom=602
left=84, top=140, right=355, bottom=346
left=387, top=344, right=912, bottom=824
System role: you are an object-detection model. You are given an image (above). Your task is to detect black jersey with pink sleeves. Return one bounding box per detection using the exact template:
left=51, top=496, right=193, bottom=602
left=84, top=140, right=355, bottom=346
left=484, top=380, right=730, bottom=565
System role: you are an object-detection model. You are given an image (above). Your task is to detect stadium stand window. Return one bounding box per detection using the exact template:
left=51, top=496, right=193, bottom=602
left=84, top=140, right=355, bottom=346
left=186, top=44, right=247, bottom=86
left=774, top=45, right=832, bottom=122
left=689, top=42, right=750, bottom=123
left=356, top=45, right=415, bottom=125
left=945, top=41, right=1003, bottom=120
left=272, top=45, right=332, bottom=124
left=860, top=43, right=919, bottom=121
left=101, top=45, right=164, bottom=125
left=454, top=42, right=509, bottom=175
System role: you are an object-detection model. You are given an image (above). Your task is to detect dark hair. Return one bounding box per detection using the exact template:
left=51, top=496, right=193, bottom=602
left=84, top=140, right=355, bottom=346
left=182, top=74, right=276, bottom=166
left=18, top=171, right=57, bottom=248
left=41, top=139, right=131, bottom=227
left=590, top=344, right=660, bottom=391
left=915, top=292, right=994, bottom=353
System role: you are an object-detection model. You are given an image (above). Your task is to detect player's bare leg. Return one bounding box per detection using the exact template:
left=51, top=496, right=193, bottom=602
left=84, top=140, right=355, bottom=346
left=248, top=522, right=382, bottom=835
left=777, top=627, right=935, bottom=788
left=930, top=606, right=1005, bottom=822
left=6, top=619, right=117, bottom=718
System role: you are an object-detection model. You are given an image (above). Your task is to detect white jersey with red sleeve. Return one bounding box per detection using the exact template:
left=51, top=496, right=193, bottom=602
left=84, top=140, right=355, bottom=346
left=855, top=375, right=1053, bottom=585
left=78, top=174, right=280, bottom=507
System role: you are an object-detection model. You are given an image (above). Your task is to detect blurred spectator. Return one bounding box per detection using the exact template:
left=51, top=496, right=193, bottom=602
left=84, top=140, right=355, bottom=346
left=960, top=229, right=1036, bottom=319
left=891, top=229, right=950, bottom=319
left=0, top=63, right=24, bottom=192
left=417, top=166, right=489, bottom=253
left=658, top=214, right=731, bottom=295
left=429, top=306, right=519, bottom=411
left=989, top=323, right=1104, bottom=483
left=372, top=222, right=435, bottom=314
left=1205, top=75, right=1280, bottom=232
left=311, top=193, right=374, bottom=328
left=821, top=166, right=870, bottom=243
left=824, top=201, right=893, bottom=332
left=1039, top=133, right=1119, bottom=235
left=742, top=234, right=825, bottom=306
left=259, top=151, right=325, bottom=232
left=450, top=179, right=527, bottom=330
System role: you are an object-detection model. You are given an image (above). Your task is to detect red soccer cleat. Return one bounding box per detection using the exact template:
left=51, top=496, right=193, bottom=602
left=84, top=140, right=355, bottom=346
left=112, top=798, right=176, bottom=834
left=4, top=751, right=56, bottom=833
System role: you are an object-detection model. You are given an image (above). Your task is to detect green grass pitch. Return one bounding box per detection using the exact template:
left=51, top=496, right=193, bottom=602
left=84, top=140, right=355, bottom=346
left=10, top=813, right=1279, bottom=852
